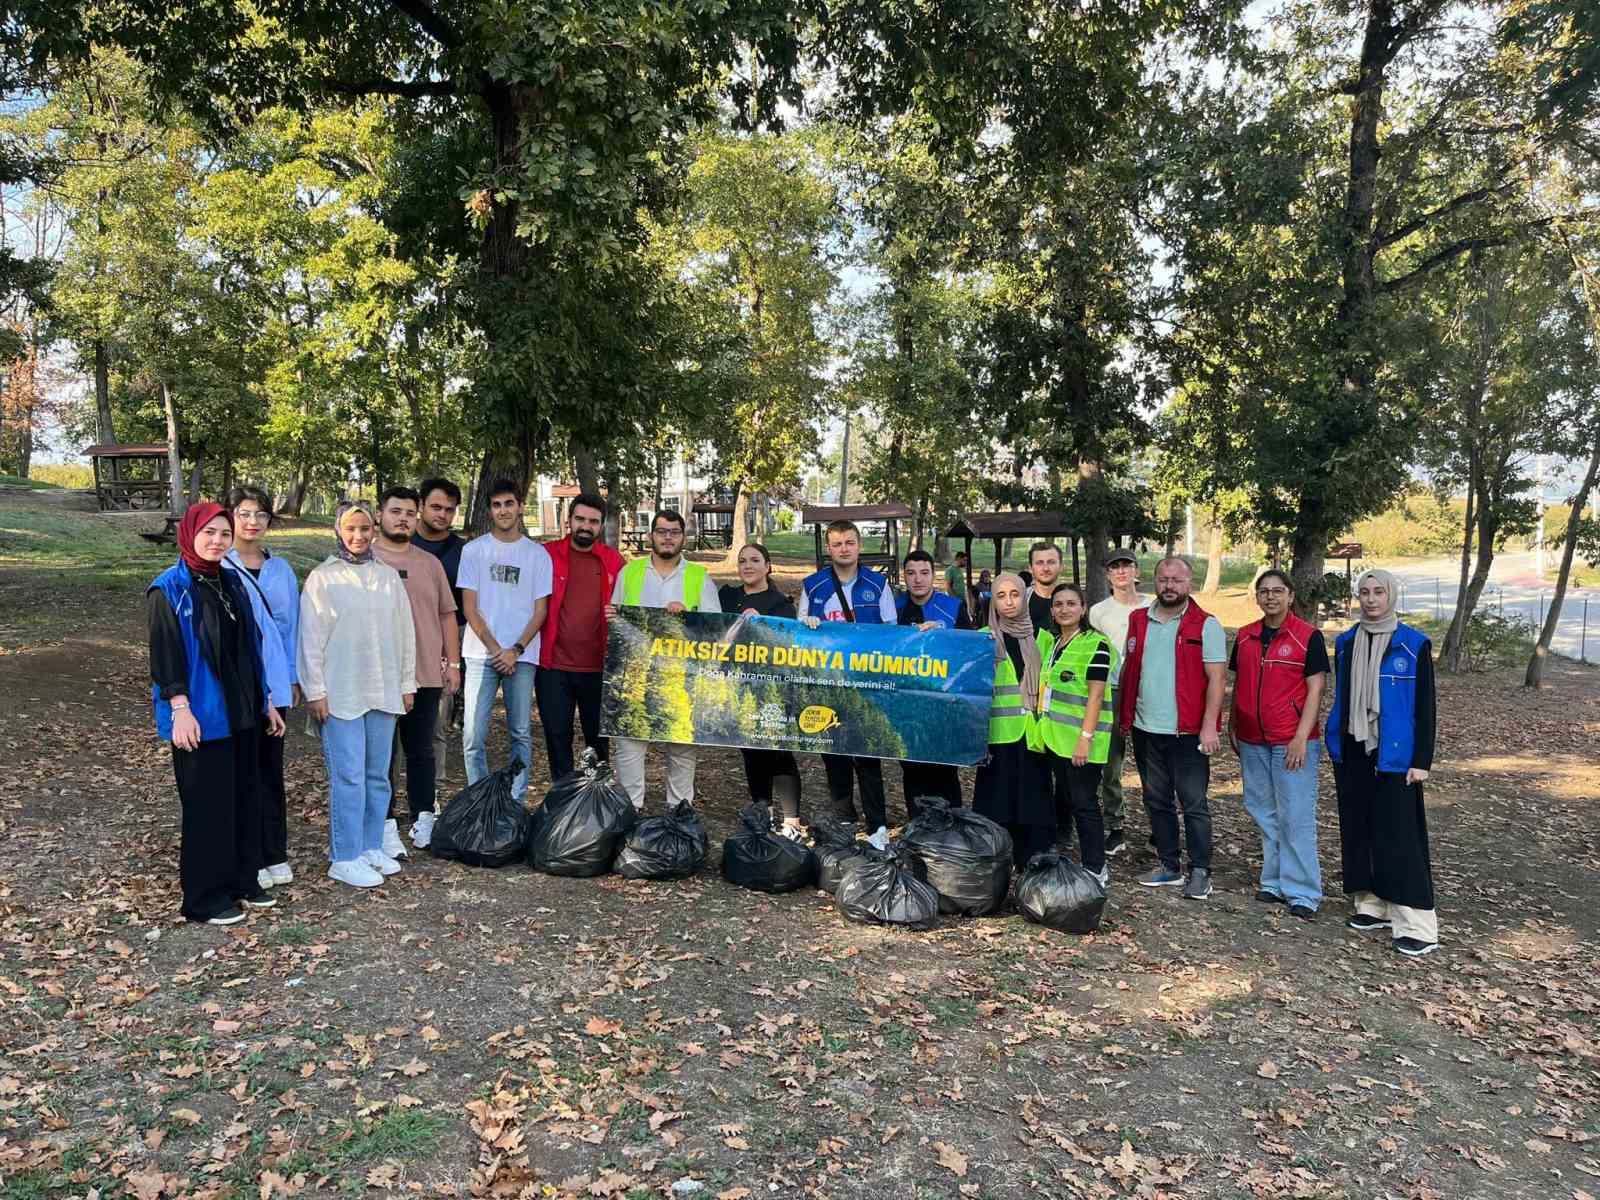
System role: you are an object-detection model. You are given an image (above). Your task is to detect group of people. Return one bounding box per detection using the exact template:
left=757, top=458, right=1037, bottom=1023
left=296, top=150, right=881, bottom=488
left=146, top=493, right=1439, bottom=958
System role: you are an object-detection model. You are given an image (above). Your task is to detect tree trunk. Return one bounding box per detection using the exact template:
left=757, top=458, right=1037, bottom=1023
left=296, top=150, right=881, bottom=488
left=1525, top=431, right=1600, bottom=686
left=94, top=338, right=115, bottom=445
left=280, top=459, right=312, bottom=517
left=161, top=380, right=184, bottom=516
left=1077, top=459, right=1110, bottom=604
left=1288, top=507, right=1328, bottom=621
left=1440, top=452, right=1479, bottom=671
left=603, top=467, right=621, bottom=548
left=1163, top=499, right=1180, bottom=557
left=727, top=481, right=750, bottom=561
left=574, top=444, right=600, bottom=496
left=467, top=440, right=533, bottom=535
left=1199, top=514, right=1224, bottom=595
left=186, top=445, right=206, bottom=506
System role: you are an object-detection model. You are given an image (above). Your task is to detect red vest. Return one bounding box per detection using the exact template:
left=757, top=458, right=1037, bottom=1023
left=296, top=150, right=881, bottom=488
left=1230, top=613, right=1321, bottom=745
left=1117, top=601, right=1213, bottom=735
left=539, top=535, right=623, bottom=669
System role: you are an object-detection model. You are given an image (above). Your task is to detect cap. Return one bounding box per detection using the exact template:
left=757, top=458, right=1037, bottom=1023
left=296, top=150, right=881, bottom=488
left=1103, top=549, right=1137, bottom=567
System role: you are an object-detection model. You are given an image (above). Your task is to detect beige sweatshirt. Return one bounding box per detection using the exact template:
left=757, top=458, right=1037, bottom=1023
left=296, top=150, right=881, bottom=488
left=297, top=557, right=418, bottom=720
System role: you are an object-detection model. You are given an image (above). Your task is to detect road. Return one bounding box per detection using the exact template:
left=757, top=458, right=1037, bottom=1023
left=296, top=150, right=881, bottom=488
left=1376, top=551, right=1597, bottom=665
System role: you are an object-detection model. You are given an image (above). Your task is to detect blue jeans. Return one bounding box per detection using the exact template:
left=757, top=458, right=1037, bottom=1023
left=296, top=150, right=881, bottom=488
left=463, top=660, right=536, bottom=800
left=1239, top=740, right=1322, bottom=909
left=321, top=710, right=397, bottom=862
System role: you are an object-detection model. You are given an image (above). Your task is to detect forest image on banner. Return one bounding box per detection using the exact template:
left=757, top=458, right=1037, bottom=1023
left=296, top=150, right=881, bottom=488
left=601, top=610, right=993, bottom=764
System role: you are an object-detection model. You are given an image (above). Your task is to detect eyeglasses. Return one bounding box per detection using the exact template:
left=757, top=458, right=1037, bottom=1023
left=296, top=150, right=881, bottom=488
left=235, top=510, right=272, bottom=525
left=1256, top=587, right=1288, bottom=597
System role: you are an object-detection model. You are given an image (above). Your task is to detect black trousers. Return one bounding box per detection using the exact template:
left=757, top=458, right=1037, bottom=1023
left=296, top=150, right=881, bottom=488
left=823, top=754, right=886, bottom=831
left=396, top=686, right=442, bottom=816
left=1333, top=739, right=1435, bottom=911
left=172, top=734, right=261, bottom=920
left=1131, top=729, right=1212, bottom=873
left=899, top=761, right=963, bottom=820
left=537, top=668, right=606, bottom=783
left=257, top=707, right=289, bottom=866
left=1048, top=756, right=1106, bottom=872
left=741, top=749, right=802, bottom=817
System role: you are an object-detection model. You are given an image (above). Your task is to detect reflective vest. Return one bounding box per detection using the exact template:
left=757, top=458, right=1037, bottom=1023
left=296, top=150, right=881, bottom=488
left=1326, top=622, right=1429, bottom=773
left=619, top=558, right=707, bottom=610
left=988, top=654, right=1029, bottom=745
left=1117, top=600, right=1213, bottom=735
left=1231, top=613, right=1321, bottom=745
left=1029, top=628, right=1116, bottom=762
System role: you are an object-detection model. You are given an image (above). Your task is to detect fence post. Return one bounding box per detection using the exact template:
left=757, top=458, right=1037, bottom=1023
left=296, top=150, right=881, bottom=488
left=1435, top=578, right=1441, bottom=621
left=1584, top=597, right=1589, bottom=664
left=1498, top=586, right=1503, bottom=616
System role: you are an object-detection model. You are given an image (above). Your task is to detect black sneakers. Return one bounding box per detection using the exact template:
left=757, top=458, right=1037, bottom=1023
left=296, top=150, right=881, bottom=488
left=240, top=890, right=276, bottom=909
left=1104, top=831, right=1127, bottom=858
left=1346, top=912, right=1391, bottom=932
left=205, top=907, right=246, bottom=926
left=1392, top=937, right=1439, bottom=957
left=1289, top=904, right=1316, bottom=921
left=1255, top=889, right=1286, bottom=904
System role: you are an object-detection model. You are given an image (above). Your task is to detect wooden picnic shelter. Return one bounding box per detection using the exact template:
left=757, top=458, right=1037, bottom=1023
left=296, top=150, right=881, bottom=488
left=944, top=511, right=1142, bottom=594
left=802, top=502, right=914, bottom=587
left=86, top=444, right=171, bottom=512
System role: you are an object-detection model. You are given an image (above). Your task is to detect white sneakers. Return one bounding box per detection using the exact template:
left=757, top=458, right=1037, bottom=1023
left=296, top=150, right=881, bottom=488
left=779, top=821, right=807, bottom=842
left=257, top=868, right=275, bottom=891
left=382, top=818, right=408, bottom=859
left=867, top=826, right=890, bottom=851
left=363, top=848, right=402, bottom=876
left=328, top=859, right=383, bottom=888
left=267, top=862, right=293, bottom=885
left=411, top=812, right=435, bottom=849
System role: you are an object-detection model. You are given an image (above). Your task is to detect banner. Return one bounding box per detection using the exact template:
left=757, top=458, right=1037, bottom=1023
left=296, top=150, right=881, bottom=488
left=600, top=608, right=994, bottom=765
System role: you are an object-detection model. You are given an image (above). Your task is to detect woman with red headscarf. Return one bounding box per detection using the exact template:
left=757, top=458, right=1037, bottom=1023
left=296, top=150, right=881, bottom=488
left=147, top=503, right=287, bottom=925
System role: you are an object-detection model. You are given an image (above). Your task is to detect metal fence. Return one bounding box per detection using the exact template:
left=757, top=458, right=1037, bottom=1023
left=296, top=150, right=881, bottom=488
left=1389, top=579, right=1594, bottom=665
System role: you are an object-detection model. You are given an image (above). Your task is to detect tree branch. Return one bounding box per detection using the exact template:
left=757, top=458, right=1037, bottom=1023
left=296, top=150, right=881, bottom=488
left=1378, top=176, right=1521, bottom=248
left=1380, top=233, right=1524, bottom=293
left=383, top=0, right=463, bottom=51
left=324, top=77, right=457, bottom=99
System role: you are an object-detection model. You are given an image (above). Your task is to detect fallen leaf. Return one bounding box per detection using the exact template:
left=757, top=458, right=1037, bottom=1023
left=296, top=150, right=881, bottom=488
left=171, top=1107, right=203, bottom=1126
left=1256, top=1060, right=1281, bottom=1080
left=584, top=1016, right=622, bottom=1037
left=398, top=1057, right=429, bottom=1077
left=932, top=1141, right=968, bottom=1177
left=213, top=1019, right=241, bottom=1034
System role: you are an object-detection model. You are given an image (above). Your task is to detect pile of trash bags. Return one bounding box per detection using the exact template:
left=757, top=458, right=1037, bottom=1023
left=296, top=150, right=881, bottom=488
left=900, top=796, right=1013, bottom=916
left=427, top=759, right=529, bottom=868
left=833, top=842, right=939, bottom=930
left=811, top=818, right=880, bottom=894
left=722, top=803, right=817, bottom=893
left=526, top=751, right=638, bottom=877
left=1015, top=853, right=1107, bottom=933
left=615, top=802, right=708, bottom=880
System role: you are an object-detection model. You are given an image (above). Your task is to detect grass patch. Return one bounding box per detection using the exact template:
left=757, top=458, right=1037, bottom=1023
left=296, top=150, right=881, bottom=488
left=927, top=997, right=977, bottom=1027
left=1411, top=610, right=1536, bottom=671
left=0, top=473, right=62, bottom=490
left=270, top=922, right=315, bottom=946
left=322, top=1110, right=451, bottom=1165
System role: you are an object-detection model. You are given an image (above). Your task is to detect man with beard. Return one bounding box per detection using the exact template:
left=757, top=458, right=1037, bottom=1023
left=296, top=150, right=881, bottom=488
left=605, top=510, right=721, bottom=810
left=372, top=486, right=459, bottom=851
left=458, top=479, right=552, bottom=803
left=1025, top=543, right=1064, bottom=631
left=1116, top=556, right=1227, bottom=900
left=411, top=478, right=467, bottom=753
left=537, top=493, right=623, bottom=782
left=894, top=548, right=971, bottom=816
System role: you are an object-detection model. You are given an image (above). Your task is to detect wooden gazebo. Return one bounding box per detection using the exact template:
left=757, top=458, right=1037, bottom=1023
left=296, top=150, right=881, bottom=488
left=693, top=502, right=736, bottom=551
left=801, top=502, right=914, bottom=586
left=86, top=444, right=171, bottom=512
left=945, top=511, right=1142, bottom=594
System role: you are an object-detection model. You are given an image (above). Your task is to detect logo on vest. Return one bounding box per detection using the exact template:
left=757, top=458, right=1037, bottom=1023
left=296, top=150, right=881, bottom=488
left=860, top=588, right=876, bottom=601
left=1126, top=637, right=1137, bottom=654
left=1390, top=655, right=1408, bottom=672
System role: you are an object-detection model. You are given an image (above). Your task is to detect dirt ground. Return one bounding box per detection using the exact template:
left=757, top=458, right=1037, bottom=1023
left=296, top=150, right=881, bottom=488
left=1, top=521, right=1598, bottom=1200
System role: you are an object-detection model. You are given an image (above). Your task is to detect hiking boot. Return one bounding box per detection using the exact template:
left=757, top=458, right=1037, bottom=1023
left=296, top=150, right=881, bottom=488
left=1183, top=869, right=1213, bottom=900
left=1104, top=831, right=1126, bottom=857
left=1392, top=937, right=1438, bottom=957
left=363, top=849, right=402, bottom=876
left=267, top=862, right=293, bottom=885
left=1346, top=912, right=1391, bottom=932
left=329, top=859, right=383, bottom=888
left=410, top=811, right=436, bottom=850
left=1289, top=904, right=1316, bottom=921
left=1255, top=889, right=1285, bottom=904
left=1137, top=865, right=1183, bottom=888
left=240, top=890, right=276, bottom=909
left=205, top=907, right=246, bottom=926
left=382, top=818, right=408, bottom=859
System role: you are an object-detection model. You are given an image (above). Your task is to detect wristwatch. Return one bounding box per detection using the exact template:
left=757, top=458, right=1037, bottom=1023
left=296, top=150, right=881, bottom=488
left=511, top=642, right=526, bottom=655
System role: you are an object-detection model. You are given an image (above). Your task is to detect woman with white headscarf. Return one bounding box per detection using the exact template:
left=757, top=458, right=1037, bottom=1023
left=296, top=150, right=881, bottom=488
left=1324, top=568, right=1439, bottom=956
left=298, top=501, right=417, bottom=889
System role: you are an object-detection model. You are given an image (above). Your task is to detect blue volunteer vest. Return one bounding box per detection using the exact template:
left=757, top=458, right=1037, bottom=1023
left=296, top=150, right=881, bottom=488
left=895, top=590, right=963, bottom=628
left=149, top=561, right=245, bottom=743
left=801, top=566, right=889, bottom=624
left=1325, top=621, right=1428, bottom=774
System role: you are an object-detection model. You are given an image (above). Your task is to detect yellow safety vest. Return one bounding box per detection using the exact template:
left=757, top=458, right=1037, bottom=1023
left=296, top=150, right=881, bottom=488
left=620, top=558, right=707, bottom=610
left=1029, top=628, right=1116, bottom=763
left=988, top=654, right=1029, bottom=745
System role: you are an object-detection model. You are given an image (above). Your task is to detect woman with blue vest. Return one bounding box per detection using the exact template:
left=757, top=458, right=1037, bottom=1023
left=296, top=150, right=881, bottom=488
left=971, top=572, right=1052, bottom=868
left=1326, top=568, right=1439, bottom=957
left=1030, top=582, right=1114, bottom=883
left=223, top=485, right=300, bottom=893
left=147, top=502, right=287, bottom=925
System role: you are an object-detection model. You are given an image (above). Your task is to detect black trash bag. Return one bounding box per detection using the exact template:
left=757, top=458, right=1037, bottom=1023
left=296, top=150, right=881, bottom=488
left=526, top=750, right=638, bottom=877
left=834, top=843, right=938, bottom=930
left=1016, top=852, right=1107, bottom=934
left=810, top=817, right=876, bottom=894
left=615, top=802, right=708, bottom=880
left=428, top=758, right=529, bottom=868
left=900, top=795, right=1013, bottom=916
left=721, top=803, right=817, bottom=894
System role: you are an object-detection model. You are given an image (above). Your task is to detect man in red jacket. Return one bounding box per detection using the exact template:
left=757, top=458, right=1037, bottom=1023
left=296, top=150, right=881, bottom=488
left=1117, top=556, right=1227, bottom=899
left=537, top=494, right=624, bottom=782
left=1227, top=568, right=1329, bottom=920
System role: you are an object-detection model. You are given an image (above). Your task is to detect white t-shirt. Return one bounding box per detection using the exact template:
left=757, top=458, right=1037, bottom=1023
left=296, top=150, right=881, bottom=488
left=1089, top=591, right=1151, bottom=684
left=458, top=534, right=553, bottom=663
